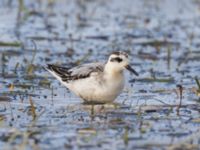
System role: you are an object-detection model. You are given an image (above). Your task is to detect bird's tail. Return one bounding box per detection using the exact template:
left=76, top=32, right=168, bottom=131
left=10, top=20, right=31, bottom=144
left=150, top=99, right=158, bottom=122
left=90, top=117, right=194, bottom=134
left=45, top=64, right=72, bottom=82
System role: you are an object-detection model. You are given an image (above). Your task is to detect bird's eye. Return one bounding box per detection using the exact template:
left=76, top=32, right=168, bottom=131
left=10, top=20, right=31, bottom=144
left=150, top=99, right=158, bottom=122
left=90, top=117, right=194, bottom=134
left=110, top=57, right=123, bottom=63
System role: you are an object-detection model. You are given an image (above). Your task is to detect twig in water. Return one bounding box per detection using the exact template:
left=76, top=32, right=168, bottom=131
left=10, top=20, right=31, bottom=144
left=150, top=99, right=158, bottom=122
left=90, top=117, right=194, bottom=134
left=1, top=53, right=5, bottom=77
left=167, top=46, right=171, bottom=70
left=29, top=97, right=36, bottom=120
left=123, top=127, right=129, bottom=145
left=69, top=34, right=74, bottom=50
left=176, top=84, right=183, bottom=115
left=51, top=86, right=54, bottom=106
left=9, top=101, right=14, bottom=121
left=30, top=40, right=37, bottom=64
left=26, top=40, right=37, bottom=75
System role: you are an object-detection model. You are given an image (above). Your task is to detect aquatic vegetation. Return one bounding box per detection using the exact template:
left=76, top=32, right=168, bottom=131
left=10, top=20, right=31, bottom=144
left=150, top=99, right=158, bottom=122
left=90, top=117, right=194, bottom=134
left=0, top=0, right=200, bottom=149
left=0, top=41, right=21, bottom=47
left=195, top=77, right=200, bottom=97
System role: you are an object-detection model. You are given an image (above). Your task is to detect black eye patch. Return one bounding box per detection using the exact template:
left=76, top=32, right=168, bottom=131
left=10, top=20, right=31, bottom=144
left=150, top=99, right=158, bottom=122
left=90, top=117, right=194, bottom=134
left=110, top=57, right=123, bottom=63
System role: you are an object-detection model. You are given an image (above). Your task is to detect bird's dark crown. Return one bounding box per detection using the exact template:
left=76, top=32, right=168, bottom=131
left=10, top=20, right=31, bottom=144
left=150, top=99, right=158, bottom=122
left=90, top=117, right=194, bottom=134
left=110, top=51, right=128, bottom=58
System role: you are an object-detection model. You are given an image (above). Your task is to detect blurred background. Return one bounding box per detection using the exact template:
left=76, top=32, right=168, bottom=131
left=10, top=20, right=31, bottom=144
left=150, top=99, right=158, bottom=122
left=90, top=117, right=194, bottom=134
left=0, top=0, right=200, bottom=149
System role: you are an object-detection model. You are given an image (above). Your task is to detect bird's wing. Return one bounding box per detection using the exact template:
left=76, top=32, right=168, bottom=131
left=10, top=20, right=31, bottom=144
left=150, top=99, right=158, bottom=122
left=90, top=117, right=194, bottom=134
left=46, top=62, right=105, bottom=82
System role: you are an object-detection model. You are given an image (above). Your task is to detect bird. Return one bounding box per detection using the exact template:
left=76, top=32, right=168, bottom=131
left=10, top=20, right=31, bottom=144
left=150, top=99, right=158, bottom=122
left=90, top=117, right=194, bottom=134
left=45, top=51, right=139, bottom=104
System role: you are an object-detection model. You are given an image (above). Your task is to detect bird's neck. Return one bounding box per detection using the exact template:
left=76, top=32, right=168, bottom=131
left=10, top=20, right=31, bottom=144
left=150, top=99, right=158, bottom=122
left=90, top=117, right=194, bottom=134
left=104, top=63, right=123, bottom=79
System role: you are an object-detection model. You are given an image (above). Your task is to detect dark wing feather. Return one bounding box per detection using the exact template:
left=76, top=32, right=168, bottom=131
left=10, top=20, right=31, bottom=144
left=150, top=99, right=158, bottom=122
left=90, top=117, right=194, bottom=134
left=46, top=63, right=104, bottom=82
left=46, top=64, right=70, bottom=78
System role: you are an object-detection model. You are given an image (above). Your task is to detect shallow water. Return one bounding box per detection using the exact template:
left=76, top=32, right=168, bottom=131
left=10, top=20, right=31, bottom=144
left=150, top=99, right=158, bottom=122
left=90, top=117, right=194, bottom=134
left=0, top=0, right=200, bottom=149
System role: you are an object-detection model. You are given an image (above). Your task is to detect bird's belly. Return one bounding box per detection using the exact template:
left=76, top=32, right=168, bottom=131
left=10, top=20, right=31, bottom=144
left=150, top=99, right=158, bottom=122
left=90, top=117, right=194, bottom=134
left=65, top=77, right=124, bottom=103
left=81, top=87, right=123, bottom=103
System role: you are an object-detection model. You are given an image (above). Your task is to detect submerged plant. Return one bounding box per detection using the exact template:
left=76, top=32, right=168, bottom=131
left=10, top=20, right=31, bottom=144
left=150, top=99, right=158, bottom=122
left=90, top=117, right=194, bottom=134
left=195, top=77, right=200, bottom=96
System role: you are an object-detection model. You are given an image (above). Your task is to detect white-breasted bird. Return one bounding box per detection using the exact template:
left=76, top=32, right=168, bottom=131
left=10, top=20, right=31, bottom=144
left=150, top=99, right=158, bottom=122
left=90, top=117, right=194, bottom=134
left=46, top=51, right=138, bottom=104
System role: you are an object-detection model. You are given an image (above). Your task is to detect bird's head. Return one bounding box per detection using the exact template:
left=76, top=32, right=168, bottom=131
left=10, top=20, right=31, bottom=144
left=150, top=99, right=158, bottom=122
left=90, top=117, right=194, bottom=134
left=106, top=51, right=139, bottom=76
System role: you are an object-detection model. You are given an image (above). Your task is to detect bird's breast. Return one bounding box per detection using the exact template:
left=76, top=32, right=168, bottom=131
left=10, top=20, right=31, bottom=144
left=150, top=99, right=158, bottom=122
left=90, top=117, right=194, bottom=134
left=103, top=73, right=125, bottom=94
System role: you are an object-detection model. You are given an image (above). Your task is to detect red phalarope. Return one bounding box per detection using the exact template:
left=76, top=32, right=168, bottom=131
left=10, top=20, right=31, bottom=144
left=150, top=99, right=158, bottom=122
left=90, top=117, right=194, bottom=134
left=46, top=51, right=139, bottom=104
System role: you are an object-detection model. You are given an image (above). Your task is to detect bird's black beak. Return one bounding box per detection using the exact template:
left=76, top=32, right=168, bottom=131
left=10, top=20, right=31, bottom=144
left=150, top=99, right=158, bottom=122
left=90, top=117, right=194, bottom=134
left=125, top=65, right=139, bottom=76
